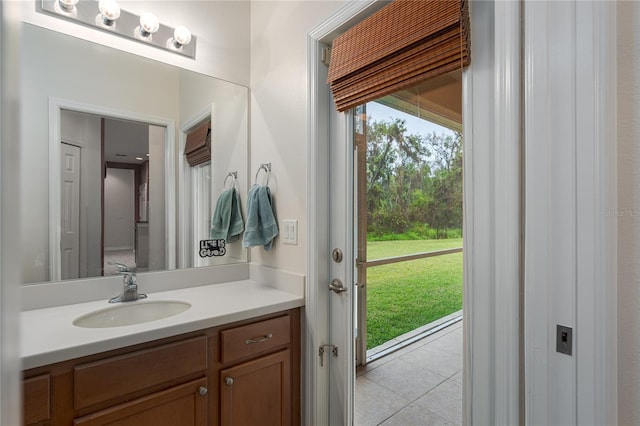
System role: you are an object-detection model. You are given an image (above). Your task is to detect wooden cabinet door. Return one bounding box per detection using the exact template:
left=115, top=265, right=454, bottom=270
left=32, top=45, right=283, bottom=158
left=73, top=378, right=207, bottom=426
left=23, top=374, right=50, bottom=425
left=220, top=350, right=290, bottom=426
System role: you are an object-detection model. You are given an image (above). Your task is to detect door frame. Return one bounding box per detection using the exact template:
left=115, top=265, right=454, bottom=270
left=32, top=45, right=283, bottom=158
left=306, top=2, right=382, bottom=424
left=306, top=0, right=523, bottom=424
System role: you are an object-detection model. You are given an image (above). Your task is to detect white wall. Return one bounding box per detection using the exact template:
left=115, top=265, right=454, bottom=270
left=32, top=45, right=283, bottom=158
left=617, top=2, right=640, bottom=423
left=104, top=168, right=136, bottom=250
left=249, top=1, right=347, bottom=274
left=148, top=125, right=166, bottom=271
left=21, top=0, right=250, bottom=86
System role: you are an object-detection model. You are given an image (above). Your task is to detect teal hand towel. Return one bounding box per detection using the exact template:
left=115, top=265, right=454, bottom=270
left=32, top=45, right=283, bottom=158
left=242, top=184, right=278, bottom=251
left=210, top=188, right=244, bottom=242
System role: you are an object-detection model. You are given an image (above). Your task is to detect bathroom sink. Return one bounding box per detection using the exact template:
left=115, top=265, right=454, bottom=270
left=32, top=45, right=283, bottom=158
left=73, top=300, right=191, bottom=328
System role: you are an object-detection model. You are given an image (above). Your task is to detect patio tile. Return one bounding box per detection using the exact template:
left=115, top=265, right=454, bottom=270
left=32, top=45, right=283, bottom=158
left=402, top=345, right=462, bottom=378
left=379, top=403, right=455, bottom=426
left=415, top=379, right=463, bottom=425
left=363, top=356, right=448, bottom=401
left=355, top=376, right=410, bottom=426
left=365, top=316, right=463, bottom=365
left=450, top=370, right=463, bottom=384
left=423, top=331, right=463, bottom=356
left=356, top=321, right=463, bottom=425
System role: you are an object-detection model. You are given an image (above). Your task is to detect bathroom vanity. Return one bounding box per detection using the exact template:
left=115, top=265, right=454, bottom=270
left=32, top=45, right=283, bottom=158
left=21, top=281, right=303, bottom=425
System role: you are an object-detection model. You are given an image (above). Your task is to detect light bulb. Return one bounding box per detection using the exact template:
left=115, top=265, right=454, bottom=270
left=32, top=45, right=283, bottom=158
left=172, top=26, right=192, bottom=48
left=58, top=0, right=79, bottom=12
left=98, top=0, right=120, bottom=26
left=139, top=12, right=159, bottom=37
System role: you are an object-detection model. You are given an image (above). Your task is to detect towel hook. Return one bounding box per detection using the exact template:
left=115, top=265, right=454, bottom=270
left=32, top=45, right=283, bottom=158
left=223, top=171, right=237, bottom=190
left=254, top=162, right=271, bottom=186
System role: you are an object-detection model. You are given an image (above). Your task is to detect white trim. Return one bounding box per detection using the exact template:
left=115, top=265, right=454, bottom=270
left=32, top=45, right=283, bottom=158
left=462, top=0, right=521, bottom=423
left=306, top=2, right=379, bottom=424
left=493, top=1, right=522, bottom=423
left=523, top=1, right=617, bottom=424
left=306, top=30, right=331, bottom=426
left=48, top=97, right=176, bottom=281
left=575, top=1, right=617, bottom=424
left=60, top=137, right=85, bottom=148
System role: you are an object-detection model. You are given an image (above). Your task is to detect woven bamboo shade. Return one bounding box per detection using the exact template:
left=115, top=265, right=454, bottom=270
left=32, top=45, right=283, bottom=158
left=327, top=0, right=470, bottom=112
left=184, top=120, right=211, bottom=167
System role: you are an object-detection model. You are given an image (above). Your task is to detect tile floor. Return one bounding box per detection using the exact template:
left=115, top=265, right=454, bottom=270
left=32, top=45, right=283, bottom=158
left=355, top=321, right=463, bottom=425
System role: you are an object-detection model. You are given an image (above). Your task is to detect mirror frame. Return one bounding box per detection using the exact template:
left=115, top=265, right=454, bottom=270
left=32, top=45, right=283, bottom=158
left=48, top=97, right=176, bottom=281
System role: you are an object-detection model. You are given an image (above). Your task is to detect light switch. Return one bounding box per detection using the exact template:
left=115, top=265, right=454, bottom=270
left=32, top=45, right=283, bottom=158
left=282, top=220, right=298, bottom=245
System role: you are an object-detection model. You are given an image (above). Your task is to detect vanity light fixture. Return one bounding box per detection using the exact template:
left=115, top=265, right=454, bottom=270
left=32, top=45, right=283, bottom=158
left=137, top=12, right=160, bottom=39
left=57, top=0, right=78, bottom=13
left=170, top=26, right=192, bottom=49
left=97, top=0, right=121, bottom=27
left=38, top=0, right=197, bottom=59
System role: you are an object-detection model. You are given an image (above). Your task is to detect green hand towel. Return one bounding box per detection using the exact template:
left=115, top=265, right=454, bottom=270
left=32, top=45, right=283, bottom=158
left=210, top=188, right=244, bottom=242
left=242, top=184, right=278, bottom=251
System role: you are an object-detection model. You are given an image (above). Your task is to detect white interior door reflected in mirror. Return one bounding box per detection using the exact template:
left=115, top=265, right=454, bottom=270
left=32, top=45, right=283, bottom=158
left=60, top=142, right=81, bottom=280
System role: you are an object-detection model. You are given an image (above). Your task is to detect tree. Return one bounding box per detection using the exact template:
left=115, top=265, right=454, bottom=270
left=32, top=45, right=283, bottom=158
left=423, top=131, right=462, bottom=237
left=365, top=116, right=462, bottom=239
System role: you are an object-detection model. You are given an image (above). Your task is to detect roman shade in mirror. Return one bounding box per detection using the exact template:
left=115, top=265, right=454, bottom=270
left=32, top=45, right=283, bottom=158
left=185, top=120, right=211, bottom=167
left=327, top=0, right=470, bottom=112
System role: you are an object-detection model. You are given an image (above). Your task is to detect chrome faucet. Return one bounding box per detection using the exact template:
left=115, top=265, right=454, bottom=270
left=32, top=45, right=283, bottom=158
left=109, top=263, right=147, bottom=303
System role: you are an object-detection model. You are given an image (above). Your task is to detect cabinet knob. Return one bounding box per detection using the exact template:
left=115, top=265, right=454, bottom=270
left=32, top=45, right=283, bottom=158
left=199, top=386, right=208, bottom=396
left=225, top=377, right=234, bottom=386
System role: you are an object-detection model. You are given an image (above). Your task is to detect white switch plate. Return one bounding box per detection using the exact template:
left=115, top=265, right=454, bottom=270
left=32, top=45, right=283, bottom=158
left=281, top=219, right=298, bottom=245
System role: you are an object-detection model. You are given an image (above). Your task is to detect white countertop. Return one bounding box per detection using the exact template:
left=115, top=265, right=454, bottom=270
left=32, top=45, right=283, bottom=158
left=21, top=280, right=304, bottom=370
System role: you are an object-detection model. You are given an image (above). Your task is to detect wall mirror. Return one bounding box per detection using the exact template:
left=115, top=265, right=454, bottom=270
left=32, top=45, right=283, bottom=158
left=21, top=23, right=249, bottom=285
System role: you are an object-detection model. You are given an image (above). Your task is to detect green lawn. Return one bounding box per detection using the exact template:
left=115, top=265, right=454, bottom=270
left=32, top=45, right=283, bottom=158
left=365, top=238, right=463, bottom=349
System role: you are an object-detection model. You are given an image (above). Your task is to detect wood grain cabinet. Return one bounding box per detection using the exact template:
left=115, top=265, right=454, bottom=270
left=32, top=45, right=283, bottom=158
left=218, top=315, right=293, bottom=426
left=23, top=375, right=50, bottom=425
left=73, top=378, right=208, bottom=426
left=23, top=308, right=300, bottom=426
left=220, top=351, right=290, bottom=426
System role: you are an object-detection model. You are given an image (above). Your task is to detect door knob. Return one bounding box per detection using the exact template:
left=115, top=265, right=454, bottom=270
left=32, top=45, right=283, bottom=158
left=329, top=278, right=347, bottom=294
left=224, top=377, right=234, bottom=386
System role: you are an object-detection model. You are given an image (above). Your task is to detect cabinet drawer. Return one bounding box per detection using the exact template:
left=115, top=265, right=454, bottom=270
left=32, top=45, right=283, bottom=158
left=221, top=315, right=290, bottom=364
left=23, top=374, right=50, bottom=425
left=74, top=336, right=207, bottom=410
